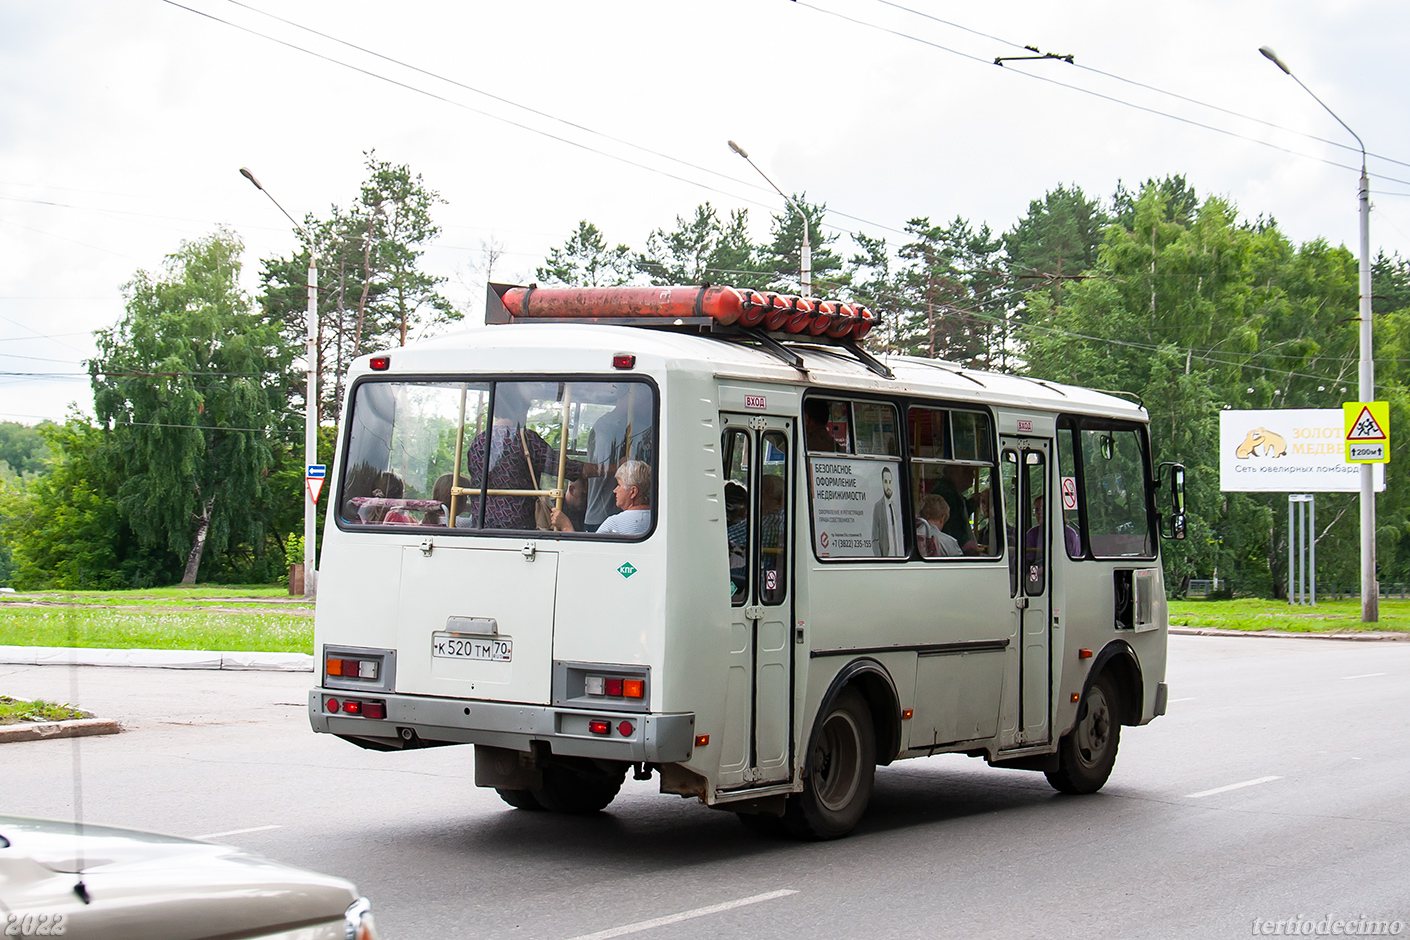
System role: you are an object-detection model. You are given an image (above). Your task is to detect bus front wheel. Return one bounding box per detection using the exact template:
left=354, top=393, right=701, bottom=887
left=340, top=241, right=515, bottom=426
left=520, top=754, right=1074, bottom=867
left=1046, top=672, right=1121, bottom=794
left=783, top=687, right=875, bottom=839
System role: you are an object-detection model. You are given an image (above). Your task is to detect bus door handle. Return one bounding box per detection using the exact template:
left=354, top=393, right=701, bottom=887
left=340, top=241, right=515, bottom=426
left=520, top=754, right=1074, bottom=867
left=1014, top=596, right=1029, bottom=610
left=743, top=605, right=763, bottom=622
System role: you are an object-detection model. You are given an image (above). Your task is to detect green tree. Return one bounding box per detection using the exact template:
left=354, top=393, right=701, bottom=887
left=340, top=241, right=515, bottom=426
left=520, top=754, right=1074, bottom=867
left=757, top=195, right=846, bottom=296
left=1003, top=184, right=1108, bottom=308
left=260, top=154, right=457, bottom=426
left=92, top=230, right=286, bottom=584
left=634, top=203, right=766, bottom=288
left=536, top=221, right=634, bottom=287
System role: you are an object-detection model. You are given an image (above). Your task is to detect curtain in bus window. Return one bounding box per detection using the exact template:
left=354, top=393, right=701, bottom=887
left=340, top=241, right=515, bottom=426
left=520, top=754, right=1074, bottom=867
left=1080, top=427, right=1153, bottom=557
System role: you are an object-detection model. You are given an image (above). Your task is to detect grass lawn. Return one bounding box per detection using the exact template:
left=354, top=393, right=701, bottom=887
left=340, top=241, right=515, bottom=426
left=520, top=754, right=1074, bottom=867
left=1169, top=597, right=1410, bottom=633
left=0, top=586, right=313, bottom=653
left=0, top=695, right=91, bottom=724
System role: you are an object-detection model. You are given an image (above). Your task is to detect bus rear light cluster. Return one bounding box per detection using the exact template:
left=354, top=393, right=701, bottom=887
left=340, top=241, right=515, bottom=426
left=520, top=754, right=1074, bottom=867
left=326, top=656, right=379, bottom=680
left=583, top=675, right=644, bottom=699
left=325, top=697, right=386, bottom=719
left=587, top=719, right=635, bottom=737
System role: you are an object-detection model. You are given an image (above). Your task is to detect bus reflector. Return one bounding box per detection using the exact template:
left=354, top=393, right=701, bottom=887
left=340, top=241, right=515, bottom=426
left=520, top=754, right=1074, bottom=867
left=1078, top=649, right=1093, bottom=660
left=612, top=354, right=636, bottom=369
left=369, top=355, right=390, bottom=371
left=694, top=734, right=710, bottom=747
left=588, top=720, right=611, bottom=736
left=618, top=721, right=634, bottom=737
left=326, top=698, right=340, bottom=713
left=622, top=679, right=644, bottom=699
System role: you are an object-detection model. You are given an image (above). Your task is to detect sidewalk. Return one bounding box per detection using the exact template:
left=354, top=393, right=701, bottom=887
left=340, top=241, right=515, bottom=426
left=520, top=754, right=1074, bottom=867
left=0, top=645, right=313, bottom=671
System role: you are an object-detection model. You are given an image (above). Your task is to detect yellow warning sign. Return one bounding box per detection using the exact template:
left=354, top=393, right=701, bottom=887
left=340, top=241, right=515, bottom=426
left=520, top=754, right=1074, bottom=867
left=1344, top=401, right=1390, bottom=463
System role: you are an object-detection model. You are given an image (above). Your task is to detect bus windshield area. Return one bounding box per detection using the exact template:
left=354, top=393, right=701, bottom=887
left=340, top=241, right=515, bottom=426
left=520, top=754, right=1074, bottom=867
left=337, top=379, right=656, bottom=538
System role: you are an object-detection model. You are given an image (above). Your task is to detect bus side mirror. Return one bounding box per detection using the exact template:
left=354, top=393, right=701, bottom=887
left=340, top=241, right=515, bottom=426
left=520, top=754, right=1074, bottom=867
left=1157, top=462, right=1186, bottom=540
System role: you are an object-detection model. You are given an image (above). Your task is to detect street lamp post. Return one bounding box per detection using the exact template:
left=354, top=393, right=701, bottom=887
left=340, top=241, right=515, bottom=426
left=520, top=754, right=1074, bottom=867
left=240, top=167, right=320, bottom=600
left=1259, top=47, right=1377, bottom=621
left=727, top=140, right=812, bottom=297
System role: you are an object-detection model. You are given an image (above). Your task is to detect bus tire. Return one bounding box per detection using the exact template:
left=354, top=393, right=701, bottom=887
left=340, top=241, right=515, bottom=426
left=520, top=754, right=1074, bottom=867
left=532, top=761, right=626, bottom=814
left=495, top=788, right=543, bottom=811
left=1046, top=672, right=1121, bottom=795
left=783, top=687, right=875, bottom=840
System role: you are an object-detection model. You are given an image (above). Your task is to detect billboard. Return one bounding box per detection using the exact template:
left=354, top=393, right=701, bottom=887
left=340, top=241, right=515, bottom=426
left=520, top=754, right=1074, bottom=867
left=1219, top=409, right=1385, bottom=493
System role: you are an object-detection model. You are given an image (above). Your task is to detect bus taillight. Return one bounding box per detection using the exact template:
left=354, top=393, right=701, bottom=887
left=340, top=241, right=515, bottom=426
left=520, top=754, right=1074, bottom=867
left=588, top=720, right=611, bottom=736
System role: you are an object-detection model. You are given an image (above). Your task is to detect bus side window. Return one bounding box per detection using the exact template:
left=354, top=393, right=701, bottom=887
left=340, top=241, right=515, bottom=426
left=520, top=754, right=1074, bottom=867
left=723, top=428, right=751, bottom=605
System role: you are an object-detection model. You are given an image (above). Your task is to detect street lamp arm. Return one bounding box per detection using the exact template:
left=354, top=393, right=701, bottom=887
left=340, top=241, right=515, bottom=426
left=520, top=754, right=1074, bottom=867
left=1257, top=50, right=1365, bottom=165
left=239, top=167, right=312, bottom=242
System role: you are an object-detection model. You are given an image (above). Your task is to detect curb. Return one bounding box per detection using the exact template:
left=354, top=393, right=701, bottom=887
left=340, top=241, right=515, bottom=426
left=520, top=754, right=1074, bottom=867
left=0, top=718, right=122, bottom=744
left=0, top=646, right=314, bottom=671
left=1170, top=627, right=1410, bottom=641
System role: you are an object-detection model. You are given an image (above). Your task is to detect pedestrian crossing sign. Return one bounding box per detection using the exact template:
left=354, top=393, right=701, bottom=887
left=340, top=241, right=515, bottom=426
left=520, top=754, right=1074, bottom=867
left=1344, top=401, right=1390, bottom=463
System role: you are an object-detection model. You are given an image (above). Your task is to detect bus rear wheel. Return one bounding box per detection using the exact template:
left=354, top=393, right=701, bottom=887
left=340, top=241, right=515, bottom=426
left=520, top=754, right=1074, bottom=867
left=1046, top=672, right=1121, bottom=795
left=496, top=788, right=542, bottom=811
left=783, top=687, right=875, bottom=840
left=532, top=760, right=627, bottom=814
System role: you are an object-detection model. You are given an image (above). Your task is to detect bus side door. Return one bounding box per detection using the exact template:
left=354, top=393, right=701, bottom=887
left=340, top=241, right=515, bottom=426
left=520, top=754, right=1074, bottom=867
left=1001, top=437, right=1053, bottom=746
left=718, top=414, right=794, bottom=788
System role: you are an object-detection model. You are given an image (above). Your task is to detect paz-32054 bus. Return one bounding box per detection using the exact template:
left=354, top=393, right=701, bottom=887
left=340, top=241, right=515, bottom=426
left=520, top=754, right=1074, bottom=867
left=310, top=283, right=1184, bottom=839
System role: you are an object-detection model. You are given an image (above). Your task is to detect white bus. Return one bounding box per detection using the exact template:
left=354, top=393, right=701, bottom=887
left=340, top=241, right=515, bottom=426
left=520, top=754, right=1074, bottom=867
left=310, top=284, right=1184, bottom=839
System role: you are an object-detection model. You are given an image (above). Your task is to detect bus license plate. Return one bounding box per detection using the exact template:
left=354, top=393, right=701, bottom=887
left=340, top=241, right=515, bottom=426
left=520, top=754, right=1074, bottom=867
left=432, top=632, right=512, bottom=662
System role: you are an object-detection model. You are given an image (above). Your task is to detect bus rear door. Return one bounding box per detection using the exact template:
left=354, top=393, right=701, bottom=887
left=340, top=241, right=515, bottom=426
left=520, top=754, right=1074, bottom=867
left=1001, top=436, right=1052, bottom=747
left=718, top=413, right=795, bottom=789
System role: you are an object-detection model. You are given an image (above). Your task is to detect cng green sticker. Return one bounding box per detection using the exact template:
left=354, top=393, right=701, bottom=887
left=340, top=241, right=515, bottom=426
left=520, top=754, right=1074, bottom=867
left=1344, top=401, right=1390, bottom=464
left=617, top=562, right=637, bottom=579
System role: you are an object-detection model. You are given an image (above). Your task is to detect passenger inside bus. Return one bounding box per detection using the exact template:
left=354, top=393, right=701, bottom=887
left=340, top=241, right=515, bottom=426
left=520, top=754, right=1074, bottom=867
left=463, top=385, right=586, bottom=530
left=724, top=481, right=748, bottom=582
left=928, top=464, right=981, bottom=555
left=552, top=460, right=652, bottom=535
left=583, top=385, right=654, bottom=532
left=803, top=398, right=839, bottom=452
left=916, top=494, right=963, bottom=558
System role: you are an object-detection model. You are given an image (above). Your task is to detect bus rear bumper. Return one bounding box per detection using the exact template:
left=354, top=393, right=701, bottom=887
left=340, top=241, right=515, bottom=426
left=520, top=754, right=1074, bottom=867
left=309, top=688, right=696, bottom=763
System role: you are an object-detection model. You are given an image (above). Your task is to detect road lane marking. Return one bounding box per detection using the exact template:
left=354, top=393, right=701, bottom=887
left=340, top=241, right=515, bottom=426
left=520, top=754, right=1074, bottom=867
left=565, top=889, right=798, bottom=940
left=194, top=824, right=283, bottom=839
left=1185, top=776, right=1281, bottom=799
left=1342, top=673, right=1386, bottom=680
left=1169, top=697, right=1197, bottom=703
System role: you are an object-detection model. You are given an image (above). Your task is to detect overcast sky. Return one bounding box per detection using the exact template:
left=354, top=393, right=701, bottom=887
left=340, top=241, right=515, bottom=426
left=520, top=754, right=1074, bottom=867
left=3, top=0, right=1408, bottom=424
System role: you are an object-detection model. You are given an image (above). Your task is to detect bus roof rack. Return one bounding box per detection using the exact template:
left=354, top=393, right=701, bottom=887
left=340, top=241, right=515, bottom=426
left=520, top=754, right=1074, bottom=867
left=485, top=282, right=894, bottom=380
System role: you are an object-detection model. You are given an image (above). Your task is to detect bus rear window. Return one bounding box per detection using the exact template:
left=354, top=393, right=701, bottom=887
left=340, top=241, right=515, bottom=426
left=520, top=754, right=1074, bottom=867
left=337, top=379, right=656, bottom=538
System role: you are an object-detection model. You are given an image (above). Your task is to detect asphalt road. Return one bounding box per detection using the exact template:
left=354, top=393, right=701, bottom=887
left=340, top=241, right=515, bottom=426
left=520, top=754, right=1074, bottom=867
left=3, top=634, right=1408, bottom=940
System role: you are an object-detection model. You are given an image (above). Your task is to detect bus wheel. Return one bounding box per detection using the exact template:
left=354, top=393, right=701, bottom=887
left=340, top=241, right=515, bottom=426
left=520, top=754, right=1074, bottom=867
left=1046, top=672, right=1121, bottom=795
left=495, top=788, right=542, bottom=811
left=783, top=688, right=875, bottom=840
left=532, top=760, right=626, bottom=814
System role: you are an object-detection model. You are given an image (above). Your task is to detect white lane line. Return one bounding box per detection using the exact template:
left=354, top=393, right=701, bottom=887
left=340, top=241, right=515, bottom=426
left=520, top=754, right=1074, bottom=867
left=565, top=889, right=798, bottom=940
left=1343, top=672, right=1386, bottom=680
left=1169, top=697, right=1197, bottom=703
left=194, top=824, right=283, bottom=840
left=1186, top=776, right=1281, bottom=799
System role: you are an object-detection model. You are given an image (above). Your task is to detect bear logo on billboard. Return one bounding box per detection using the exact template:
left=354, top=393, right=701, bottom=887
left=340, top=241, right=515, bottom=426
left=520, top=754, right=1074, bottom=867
left=1234, top=427, right=1288, bottom=459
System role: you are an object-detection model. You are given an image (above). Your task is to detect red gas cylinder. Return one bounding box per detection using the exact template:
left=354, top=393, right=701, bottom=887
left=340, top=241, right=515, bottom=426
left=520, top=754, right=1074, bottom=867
left=500, top=285, right=745, bottom=326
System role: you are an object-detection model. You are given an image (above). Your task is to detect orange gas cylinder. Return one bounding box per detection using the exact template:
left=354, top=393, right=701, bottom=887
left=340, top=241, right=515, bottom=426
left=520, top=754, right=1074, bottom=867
left=825, top=302, right=857, bottom=339
left=853, top=304, right=875, bottom=339
left=763, top=293, right=794, bottom=331
left=737, top=289, right=769, bottom=327
left=808, top=300, right=836, bottom=336
left=785, top=296, right=816, bottom=333
left=501, top=285, right=744, bottom=325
